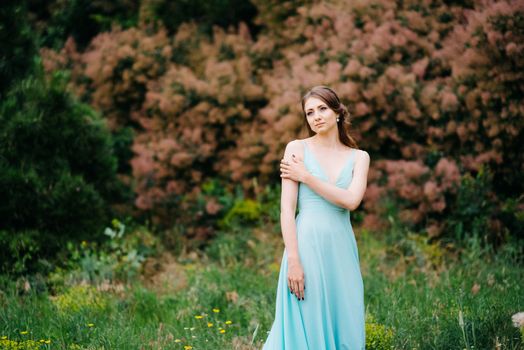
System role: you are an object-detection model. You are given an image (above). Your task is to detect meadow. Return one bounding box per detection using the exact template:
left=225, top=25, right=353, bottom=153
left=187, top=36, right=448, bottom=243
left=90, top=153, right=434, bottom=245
left=1, top=217, right=522, bottom=350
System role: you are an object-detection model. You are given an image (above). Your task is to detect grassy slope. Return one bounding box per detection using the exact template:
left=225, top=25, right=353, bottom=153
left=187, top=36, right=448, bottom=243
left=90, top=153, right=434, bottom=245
left=0, top=226, right=522, bottom=349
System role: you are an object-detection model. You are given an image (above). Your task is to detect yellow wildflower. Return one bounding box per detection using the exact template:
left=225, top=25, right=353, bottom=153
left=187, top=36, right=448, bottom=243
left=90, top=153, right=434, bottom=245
left=20, top=331, right=28, bottom=335
left=212, top=308, right=220, bottom=313
left=207, top=323, right=213, bottom=327
left=1, top=336, right=7, bottom=340
left=195, top=315, right=203, bottom=319
left=184, top=346, right=193, bottom=350
left=87, top=323, right=95, bottom=327
left=219, top=329, right=226, bottom=334
left=45, top=339, right=51, bottom=344
left=225, top=320, right=232, bottom=325
left=174, top=339, right=181, bottom=343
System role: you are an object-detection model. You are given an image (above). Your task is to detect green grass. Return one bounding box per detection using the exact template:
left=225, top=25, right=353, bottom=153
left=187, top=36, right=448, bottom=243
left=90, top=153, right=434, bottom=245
left=0, top=227, right=522, bottom=349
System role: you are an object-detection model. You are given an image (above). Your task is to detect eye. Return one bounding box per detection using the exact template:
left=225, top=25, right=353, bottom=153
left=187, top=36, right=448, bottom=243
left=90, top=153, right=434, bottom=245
left=320, top=106, right=327, bottom=111
left=306, top=111, right=312, bottom=116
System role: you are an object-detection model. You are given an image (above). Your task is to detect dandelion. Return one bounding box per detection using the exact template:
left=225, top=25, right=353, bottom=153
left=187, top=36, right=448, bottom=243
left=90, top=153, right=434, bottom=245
left=225, top=320, right=232, bottom=325
left=174, top=339, right=182, bottom=343
left=207, top=323, right=213, bottom=327
left=219, top=328, right=226, bottom=334
left=184, top=346, right=193, bottom=350
left=195, top=315, right=203, bottom=319
left=87, top=323, right=95, bottom=327
left=213, top=308, right=220, bottom=313
left=39, top=339, right=45, bottom=343
left=45, top=340, right=51, bottom=344
left=20, top=331, right=28, bottom=335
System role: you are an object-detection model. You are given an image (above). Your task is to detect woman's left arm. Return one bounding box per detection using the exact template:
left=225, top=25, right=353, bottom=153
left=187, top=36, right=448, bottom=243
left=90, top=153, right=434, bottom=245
left=280, top=150, right=370, bottom=211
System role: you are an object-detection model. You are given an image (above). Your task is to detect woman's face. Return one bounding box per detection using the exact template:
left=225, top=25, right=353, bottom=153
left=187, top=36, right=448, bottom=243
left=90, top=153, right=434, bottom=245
left=304, top=97, right=338, bottom=134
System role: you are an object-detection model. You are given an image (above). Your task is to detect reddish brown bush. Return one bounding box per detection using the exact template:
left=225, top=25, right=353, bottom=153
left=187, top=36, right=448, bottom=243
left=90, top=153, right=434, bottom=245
left=40, top=0, right=524, bottom=242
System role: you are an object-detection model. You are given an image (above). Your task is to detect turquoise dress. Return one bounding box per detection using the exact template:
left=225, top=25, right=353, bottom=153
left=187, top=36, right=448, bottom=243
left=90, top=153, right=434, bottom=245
left=263, top=140, right=365, bottom=350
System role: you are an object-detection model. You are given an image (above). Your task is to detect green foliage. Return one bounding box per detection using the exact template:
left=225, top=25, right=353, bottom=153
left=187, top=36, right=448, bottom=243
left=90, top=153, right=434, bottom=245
left=0, top=2, right=36, bottom=97
left=0, top=72, right=122, bottom=273
left=0, top=230, right=40, bottom=275
left=447, top=166, right=495, bottom=245
left=48, top=219, right=158, bottom=286
left=28, top=0, right=139, bottom=50
left=219, top=198, right=261, bottom=229
left=148, top=0, right=258, bottom=36
left=256, top=184, right=282, bottom=228
left=51, top=285, right=108, bottom=315
left=365, top=314, right=395, bottom=350
left=0, top=338, right=44, bottom=350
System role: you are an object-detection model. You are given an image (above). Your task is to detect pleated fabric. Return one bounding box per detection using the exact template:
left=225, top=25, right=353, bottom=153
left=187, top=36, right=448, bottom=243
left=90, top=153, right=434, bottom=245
left=263, top=140, right=365, bottom=350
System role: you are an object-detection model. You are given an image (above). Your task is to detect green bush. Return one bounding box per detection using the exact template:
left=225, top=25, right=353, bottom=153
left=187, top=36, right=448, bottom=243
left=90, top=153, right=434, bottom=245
left=447, top=166, right=496, bottom=245
left=47, top=219, right=158, bottom=286
left=148, top=0, right=258, bottom=35
left=0, top=73, right=121, bottom=273
left=0, top=230, right=40, bottom=275
left=365, top=314, right=395, bottom=350
left=0, top=1, right=36, bottom=97
left=28, top=0, right=139, bottom=50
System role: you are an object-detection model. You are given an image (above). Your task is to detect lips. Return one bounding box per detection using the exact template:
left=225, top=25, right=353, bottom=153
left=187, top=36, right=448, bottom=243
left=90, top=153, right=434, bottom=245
left=315, top=123, right=325, bottom=127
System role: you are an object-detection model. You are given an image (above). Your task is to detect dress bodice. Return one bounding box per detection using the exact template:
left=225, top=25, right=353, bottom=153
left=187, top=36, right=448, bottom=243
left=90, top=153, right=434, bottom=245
left=298, top=140, right=357, bottom=213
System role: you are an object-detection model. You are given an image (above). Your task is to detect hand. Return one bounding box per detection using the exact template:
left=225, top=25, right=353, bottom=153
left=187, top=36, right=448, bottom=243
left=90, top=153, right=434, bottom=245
left=287, top=258, right=305, bottom=300
left=280, top=154, right=308, bottom=183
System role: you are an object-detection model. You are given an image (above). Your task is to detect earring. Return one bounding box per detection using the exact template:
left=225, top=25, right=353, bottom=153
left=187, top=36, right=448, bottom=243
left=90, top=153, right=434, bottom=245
left=336, top=117, right=340, bottom=122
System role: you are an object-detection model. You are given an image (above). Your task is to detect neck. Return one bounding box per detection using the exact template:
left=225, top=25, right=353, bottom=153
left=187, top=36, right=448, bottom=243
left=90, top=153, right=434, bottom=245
left=312, top=129, right=341, bottom=149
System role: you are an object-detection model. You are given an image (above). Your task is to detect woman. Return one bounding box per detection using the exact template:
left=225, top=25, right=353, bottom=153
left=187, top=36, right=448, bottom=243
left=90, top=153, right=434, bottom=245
left=262, top=86, right=370, bottom=349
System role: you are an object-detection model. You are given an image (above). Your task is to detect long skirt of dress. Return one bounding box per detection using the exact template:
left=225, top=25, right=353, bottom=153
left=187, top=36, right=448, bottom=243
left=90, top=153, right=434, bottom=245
left=262, top=205, right=366, bottom=350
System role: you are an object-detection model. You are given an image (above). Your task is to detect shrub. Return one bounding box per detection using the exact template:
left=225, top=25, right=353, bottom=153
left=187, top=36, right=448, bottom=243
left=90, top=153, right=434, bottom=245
left=48, top=219, right=158, bottom=286
left=0, top=1, right=36, bottom=97
left=50, top=284, right=108, bottom=314
left=39, top=0, right=524, bottom=247
left=365, top=313, right=394, bottom=350
left=0, top=72, right=120, bottom=272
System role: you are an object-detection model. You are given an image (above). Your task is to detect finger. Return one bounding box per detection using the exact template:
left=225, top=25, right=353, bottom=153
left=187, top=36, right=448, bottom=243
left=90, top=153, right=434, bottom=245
left=295, top=278, right=302, bottom=300
left=288, top=278, right=296, bottom=294
left=298, top=281, right=305, bottom=300
left=293, top=280, right=300, bottom=299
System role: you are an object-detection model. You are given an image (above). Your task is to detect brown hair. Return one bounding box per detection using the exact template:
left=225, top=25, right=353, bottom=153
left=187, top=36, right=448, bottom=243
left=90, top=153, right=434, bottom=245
left=301, top=85, right=358, bottom=149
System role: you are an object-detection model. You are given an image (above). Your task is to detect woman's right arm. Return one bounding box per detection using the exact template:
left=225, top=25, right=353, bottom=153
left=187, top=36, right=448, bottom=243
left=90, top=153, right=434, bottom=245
left=280, top=140, right=305, bottom=300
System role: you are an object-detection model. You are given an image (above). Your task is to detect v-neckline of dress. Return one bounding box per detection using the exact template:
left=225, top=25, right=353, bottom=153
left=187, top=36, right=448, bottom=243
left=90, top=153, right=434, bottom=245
left=303, top=140, right=356, bottom=186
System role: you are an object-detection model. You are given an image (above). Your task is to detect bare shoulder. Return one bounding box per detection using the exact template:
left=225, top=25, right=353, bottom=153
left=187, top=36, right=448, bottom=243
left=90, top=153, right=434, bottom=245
left=286, top=139, right=304, bottom=149
left=355, top=149, right=370, bottom=166
left=283, top=139, right=305, bottom=157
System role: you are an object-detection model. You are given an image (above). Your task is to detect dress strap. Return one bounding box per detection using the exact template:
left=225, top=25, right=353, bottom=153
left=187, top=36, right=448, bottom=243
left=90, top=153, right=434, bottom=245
left=301, top=139, right=309, bottom=156
left=349, top=148, right=358, bottom=164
